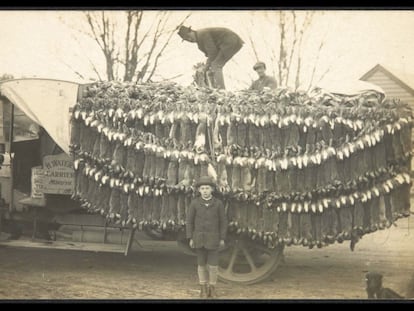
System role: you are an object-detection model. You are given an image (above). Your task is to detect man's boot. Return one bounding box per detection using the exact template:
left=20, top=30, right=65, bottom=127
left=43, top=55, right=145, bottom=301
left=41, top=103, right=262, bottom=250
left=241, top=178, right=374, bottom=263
left=212, top=68, right=225, bottom=89
left=208, top=285, right=218, bottom=298
left=200, top=284, right=208, bottom=298
left=205, top=70, right=216, bottom=88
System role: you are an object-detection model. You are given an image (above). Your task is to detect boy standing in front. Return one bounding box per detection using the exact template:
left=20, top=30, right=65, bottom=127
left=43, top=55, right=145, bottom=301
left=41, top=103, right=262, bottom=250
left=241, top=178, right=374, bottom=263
left=186, top=175, right=227, bottom=299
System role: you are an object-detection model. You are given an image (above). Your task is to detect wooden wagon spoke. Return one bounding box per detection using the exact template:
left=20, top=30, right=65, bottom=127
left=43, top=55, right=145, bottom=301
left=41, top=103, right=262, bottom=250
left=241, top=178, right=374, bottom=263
left=241, top=246, right=257, bottom=272
left=225, top=244, right=239, bottom=273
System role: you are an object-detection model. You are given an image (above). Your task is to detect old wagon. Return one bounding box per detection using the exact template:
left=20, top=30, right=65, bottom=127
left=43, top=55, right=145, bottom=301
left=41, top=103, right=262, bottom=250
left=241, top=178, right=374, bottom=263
left=0, top=78, right=411, bottom=285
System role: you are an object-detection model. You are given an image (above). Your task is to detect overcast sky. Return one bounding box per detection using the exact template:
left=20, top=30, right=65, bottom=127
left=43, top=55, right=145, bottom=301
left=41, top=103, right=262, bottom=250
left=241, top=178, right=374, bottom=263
left=0, top=10, right=413, bottom=91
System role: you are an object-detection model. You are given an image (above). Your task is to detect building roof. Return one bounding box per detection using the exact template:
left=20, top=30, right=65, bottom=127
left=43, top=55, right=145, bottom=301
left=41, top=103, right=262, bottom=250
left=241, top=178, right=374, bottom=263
left=360, top=64, right=414, bottom=96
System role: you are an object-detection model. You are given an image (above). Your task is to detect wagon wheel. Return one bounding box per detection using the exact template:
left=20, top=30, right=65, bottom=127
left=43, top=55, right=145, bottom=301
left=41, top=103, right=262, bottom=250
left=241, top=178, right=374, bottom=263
left=218, top=238, right=284, bottom=285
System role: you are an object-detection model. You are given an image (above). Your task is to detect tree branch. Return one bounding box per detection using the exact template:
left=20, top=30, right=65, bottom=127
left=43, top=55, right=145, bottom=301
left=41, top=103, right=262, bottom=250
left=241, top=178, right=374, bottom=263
left=278, top=11, right=285, bottom=84
left=60, top=59, right=85, bottom=80
left=294, top=11, right=315, bottom=90
left=146, top=13, right=191, bottom=82
left=125, top=11, right=143, bottom=81
left=124, top=11, right=132, bottom=81
left=135, top=17, right=163, bottom=82
left=314, top=53, right=346, bottom=88
left=69, top=11, right=189, bottom=83
left=307, top=40, right=325, bottom=90
left=247, top=31, right=260, bottom=63
left=85, top=12, right=104, bottom=51
left=137, top=13, right=158, bottom=50
left=285, top=11, right=298, bottom=85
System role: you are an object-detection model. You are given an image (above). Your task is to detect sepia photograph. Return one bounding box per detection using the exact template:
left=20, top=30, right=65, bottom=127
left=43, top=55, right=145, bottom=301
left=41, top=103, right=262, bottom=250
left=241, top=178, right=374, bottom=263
left=0, top=9, right=413, bottom=300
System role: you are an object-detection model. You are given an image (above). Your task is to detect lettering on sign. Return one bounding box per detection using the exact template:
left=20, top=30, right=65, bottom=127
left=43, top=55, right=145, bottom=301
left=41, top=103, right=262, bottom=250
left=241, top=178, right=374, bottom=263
left=41, top=153, right=74, bottom=195
left=31, top=166, right=46, bottom=199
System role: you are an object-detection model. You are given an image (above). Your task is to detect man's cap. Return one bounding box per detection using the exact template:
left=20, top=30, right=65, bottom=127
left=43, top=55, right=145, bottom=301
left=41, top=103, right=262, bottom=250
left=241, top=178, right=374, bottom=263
left=253, top=61, right=266, bottom=70
left=195, top=175, right=216, bottom=188
left=177, top=25, right=192, bottom=38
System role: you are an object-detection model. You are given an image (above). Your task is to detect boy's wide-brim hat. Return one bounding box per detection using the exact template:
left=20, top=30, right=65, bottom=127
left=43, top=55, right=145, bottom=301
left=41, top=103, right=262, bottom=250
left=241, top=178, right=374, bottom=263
left=195, top=176, right=216, bottom=188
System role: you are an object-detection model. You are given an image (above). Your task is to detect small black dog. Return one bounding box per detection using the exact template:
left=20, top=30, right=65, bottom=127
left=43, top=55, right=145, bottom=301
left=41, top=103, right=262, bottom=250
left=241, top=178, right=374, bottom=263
left=365, top=272, right=404, bottom=299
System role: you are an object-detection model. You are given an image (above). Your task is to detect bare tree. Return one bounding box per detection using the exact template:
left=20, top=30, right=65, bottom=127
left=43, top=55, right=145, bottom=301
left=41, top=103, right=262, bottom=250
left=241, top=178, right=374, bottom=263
left=245, top=11, right=330, bottom=91
left=63, top=11, right=190, bottom=83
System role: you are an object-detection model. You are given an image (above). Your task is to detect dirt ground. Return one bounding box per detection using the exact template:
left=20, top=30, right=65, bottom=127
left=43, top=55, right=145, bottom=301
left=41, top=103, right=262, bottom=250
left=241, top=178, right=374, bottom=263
left=0, top=217, right=413, bottom=300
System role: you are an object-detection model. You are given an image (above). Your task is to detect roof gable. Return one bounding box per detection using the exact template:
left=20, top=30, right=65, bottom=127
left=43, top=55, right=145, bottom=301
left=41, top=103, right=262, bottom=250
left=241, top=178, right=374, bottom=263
left=360, top=64, right=414, bottom=97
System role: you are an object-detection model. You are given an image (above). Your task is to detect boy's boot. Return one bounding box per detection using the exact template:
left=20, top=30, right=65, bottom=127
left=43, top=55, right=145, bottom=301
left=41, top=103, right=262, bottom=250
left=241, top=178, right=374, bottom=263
left=208, top=285, right=218, bottom=298
left=198, top=265, right=209, bottom=298
left=200, top=284, right=208, bottom=298
left=208, top=265, right=219, bottom=298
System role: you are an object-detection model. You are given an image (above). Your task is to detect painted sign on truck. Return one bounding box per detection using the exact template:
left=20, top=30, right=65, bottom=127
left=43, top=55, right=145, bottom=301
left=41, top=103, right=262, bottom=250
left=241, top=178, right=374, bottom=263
left=40, top=153, right=74, bottom=195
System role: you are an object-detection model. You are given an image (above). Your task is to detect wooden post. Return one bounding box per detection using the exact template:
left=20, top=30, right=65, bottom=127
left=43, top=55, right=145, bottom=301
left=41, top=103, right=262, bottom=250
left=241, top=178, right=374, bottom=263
left=103, top=220, right=108, bottom=244
left=0, top=199, right=2, bottom=236
left=31, top=207, right=37, bottom=240
left=8, top=102, right=14, bottom=213
left=124, top=227, right=136, bottom=256
left=0, top=99, right=3, bottom=234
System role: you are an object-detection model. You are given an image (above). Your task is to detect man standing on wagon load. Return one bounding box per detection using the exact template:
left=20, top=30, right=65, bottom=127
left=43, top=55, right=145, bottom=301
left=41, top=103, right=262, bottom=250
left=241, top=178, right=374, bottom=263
left=177, top=26, right=244, bottom=89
